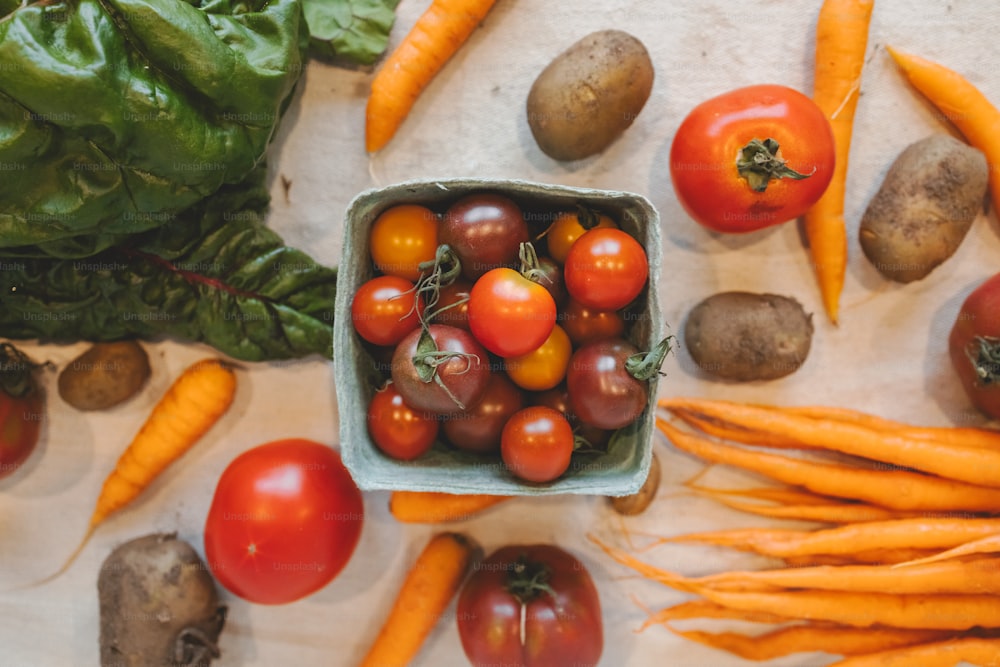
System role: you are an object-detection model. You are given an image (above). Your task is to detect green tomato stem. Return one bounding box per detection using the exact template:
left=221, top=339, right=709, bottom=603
left=967, top=335, right=1000, bottom=386
left=625, top=335, right=675, bottom=381
left=736, top=138, right=814, bottom=193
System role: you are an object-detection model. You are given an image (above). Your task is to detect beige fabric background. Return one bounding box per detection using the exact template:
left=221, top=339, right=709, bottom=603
left=2, top=1, right=998, bottom=665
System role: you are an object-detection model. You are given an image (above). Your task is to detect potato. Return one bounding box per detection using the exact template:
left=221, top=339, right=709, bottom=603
left=99, top=533, right=225, bottom=667
left=608, top=451, right=661, bottom=516
left=684, top=292, right=813, bottom=382
left=859, top=133, right=988, bottom=283
left=58, top=340, right=150, bottom=411
left=526, top=30, right=653, bottom=161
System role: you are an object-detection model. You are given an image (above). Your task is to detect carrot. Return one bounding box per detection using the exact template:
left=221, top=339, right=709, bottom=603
left=894, top=532, right=1000, bottom=568
left=637, top=599, right=794, bottom=629
left=667, top=624, right=953, bottom=661
left=887, top=46, right=1000, bottom=218
left=687, top=482, right=838, bottom=506
left=804, top=0, right=874, bottom=323
left=661, top=398, right=1000, bottom=488
left=359, top=532, right=480, bottom=667
left=706, top=496, right=920, bottom=524
left=657, top=417, right=1000, bottom=512
left=388, top=491, right=510, bottom=523
left=667, top=409, right=811, bottom=449
left=669, top=517, right=1000, bottom=559
left=827, top=637, right=1000, bottom=667
left=365, top=0, right=499, bottom=152
left=33, top=358, right=236, bottom=585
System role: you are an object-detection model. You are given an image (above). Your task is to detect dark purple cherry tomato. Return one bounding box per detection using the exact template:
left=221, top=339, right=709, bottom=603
left=390, top=324, right=491, bottom=414
left=442, top=373, right=525, bottom=454
left=441, top=194, right=530, bottom=280
left=566, top=338, right=648, bottom=430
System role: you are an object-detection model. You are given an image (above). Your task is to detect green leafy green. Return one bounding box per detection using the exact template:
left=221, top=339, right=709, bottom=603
left=303, top=0, right=400, bottom=65
left=0, top=169, right=336, bottom=361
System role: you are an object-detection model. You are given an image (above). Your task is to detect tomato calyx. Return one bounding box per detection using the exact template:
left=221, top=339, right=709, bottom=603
left=624, top=335, right=675, bottom=381
left=412, top=327, right=481, bottom=410
left=505, top=554, right=555, bottom=604
left=736, top=137, right=814, bottom=193
left=414, top=244, right=463, bottom=320
left=0, top=342, right=40, bottom=399
left=967, top=336, right=1000, bottom=386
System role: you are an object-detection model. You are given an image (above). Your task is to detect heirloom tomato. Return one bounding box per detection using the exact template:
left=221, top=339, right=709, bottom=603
left=949, top=272, right=1000, bottom=420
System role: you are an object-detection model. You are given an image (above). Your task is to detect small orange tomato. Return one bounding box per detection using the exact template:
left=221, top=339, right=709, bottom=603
left=369, top=204, right=439, bottom=280
left=544, top=210, right=617, bottom=265
left=505, top=325, right=572, bottom=391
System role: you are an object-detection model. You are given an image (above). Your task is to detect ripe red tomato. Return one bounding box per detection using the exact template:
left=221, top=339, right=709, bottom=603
left=368, top=204, right=439, bottom=281
left=456, top=544, right=603, bottom=667
left=367, top=383, right=439, bottom=460
left=0, top=343, right=43, bottom=481
left=670, top=84, right=836, bottom=233
left=468, top=268, right=556, bottom=358
left=567, top=338, right=649, bottom=430
left=563, top=228, right=648, bottom=311
left=500, top=406, right=574, bottom=483
left=351, top=275, right=423, bottom=347
left=949, top=272, right=1000, bottom=419
left=560, top=298, right=626, bottom=347
left=203, top=439, right=363, bottom=605
left=545, top=210, right=618, bottom=265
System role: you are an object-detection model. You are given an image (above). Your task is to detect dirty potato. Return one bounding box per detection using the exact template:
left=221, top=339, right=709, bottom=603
left=58, top=340, right=150, bottom=411
left=608, top=451, right=661, bottom=516
left=684, top=292, right=813, bottom=382
left=859, top=133, right=988, bottom=283
left=526, top=30, right=653, bottom=161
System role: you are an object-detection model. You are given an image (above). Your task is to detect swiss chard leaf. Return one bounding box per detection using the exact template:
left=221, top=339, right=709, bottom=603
left=303, top=0, right=400, bottom=65
left=0, top=171, right=336, bottom=361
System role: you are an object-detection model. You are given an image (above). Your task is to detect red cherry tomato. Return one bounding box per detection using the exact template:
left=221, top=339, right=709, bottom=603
left=351, top=275, right=423, bottom=346
left=670, top=84, right=836, bottom=233
left=564, top=228, right=648, bottom=311
left=560, top=298, right=626, bottom=347
left=367, top=383, right=439, bottom=460
left=203, top=439, right=363, bottom=605
left=949, top=272, right=1000, bottom=420
left=545, top=210, right=618, bottom=265
left=456, top=544, right=603, bottom=667
left=468, top=268, right=557, bottom=358
left=500, top=406, right=573, bottom=483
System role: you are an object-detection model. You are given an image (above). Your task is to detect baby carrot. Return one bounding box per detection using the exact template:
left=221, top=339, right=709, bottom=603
left=805, top=0, right=875, bottom=323
left=365, top=0, right=499, bottom=152
left=388, top=491, right=510, bottom=523
left=827, top=637, right=1000, bottom=667
left=887, top=46, right=1000, bottom=217
left=35, top=358, right=236, bottom=585
left=657, top=417, right=1000, bottom=512
left=360, top=532, right=480, bottom=667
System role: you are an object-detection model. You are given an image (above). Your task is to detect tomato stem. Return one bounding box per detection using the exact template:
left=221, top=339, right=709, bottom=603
left=0, top=342, right=39, bottom=399
left=967, top=336, right=1000, bottom=386
left=412, top=328, right=479, bottom=410
left=625, top=336, right=675, bottom=381
left=412, top=244, right=463, bottom=324
left=736, top=138, right=814, bottom=192
left=505, top=554, right=555, bottom=604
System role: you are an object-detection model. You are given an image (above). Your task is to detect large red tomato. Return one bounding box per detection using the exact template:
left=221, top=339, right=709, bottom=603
left=203, top=439, right=363, bottom=605
left=457, top=544, right=603, bottom=667
left=949, top=272, right=1000, bottom=419
left=670, top=84, right=835, bottom=233
left=0, top=343, right=42, bottom=481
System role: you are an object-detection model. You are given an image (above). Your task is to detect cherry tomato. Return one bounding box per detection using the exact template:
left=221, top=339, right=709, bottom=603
left=203, top=439, right=363, bottom=605
left=560, top=298, right=626, bottom=347
left=566, top=338, right=648, bottom=430
left=501, top=406, right=574, bottom=483
left=468, top=268, right=556, bottom=358
left=670, top=84, right=836, bottom=233
left=431, top=278, right=473, bottom=331
left=369, top=204, right=439, bottom=281
left=367, top=383, right=439, bottom=460
left=441, top=194, right=530, bottom=280
left=350, top=275, right=423, bottom=347
left=442, top=373, right=525, bottom=454
left=0, top=344, right=42, bottom=481
left=545, top=210, right=618, bottom=265
left=505, top=324, right=572, bottom=392
left=564, top=228, right=648, bottom=311
left=457, top=544, right=603, bottom=667
left=390, top=324, right=491, bottom=413
left=524, top=253, right=567, bottom=308
left=949, top=272, right=1000, bottom=419
left=529, top=386, right=612, bottom=449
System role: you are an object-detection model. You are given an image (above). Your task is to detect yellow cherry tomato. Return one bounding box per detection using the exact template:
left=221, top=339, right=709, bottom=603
left=504, top=325, right=572, bottom=391
left=369, top=204, right=439, bottom=281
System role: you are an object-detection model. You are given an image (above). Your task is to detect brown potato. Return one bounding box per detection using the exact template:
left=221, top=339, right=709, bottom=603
left=609, top=451, right=661, bottom=515
left=526, top=30, right=653, bottom=161
left=859, top=133, right=988, bottom=283
left=684, top=292, right=813, bottom=382
left=58, top=340, right=151, bottom=411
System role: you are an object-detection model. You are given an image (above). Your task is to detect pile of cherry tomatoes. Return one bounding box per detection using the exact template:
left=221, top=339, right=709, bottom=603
left=350, top=191, right=665, bottom=484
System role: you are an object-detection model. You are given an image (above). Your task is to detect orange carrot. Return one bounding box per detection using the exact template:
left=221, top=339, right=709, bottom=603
left=804, top=0, right=874, bottom=323
left=657, top=417, right=1000, bottom=513
left=827, top=637, right=1000, bottom=667
left=894, top=532, right=1000, bottom=568
left=365, top=0, right=499, bottom=152
left=36, top=358, right=236, bottom=585
left=661, top=398, right=1000, bottom=488
left=687, top=482, right=841, bottom=506
left=706, top=496, right=919, bottom=524
left=637, top=599, right=793, bottom=629
left=887, top=46, right=1000, bottom=217
left=360, top=532, right=480, bottom=667
left=389, top=491, right=510, bottom=523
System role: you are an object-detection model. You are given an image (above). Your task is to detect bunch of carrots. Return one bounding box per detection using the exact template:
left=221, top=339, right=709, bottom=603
left=590, top=396, right=1000, bottom=665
